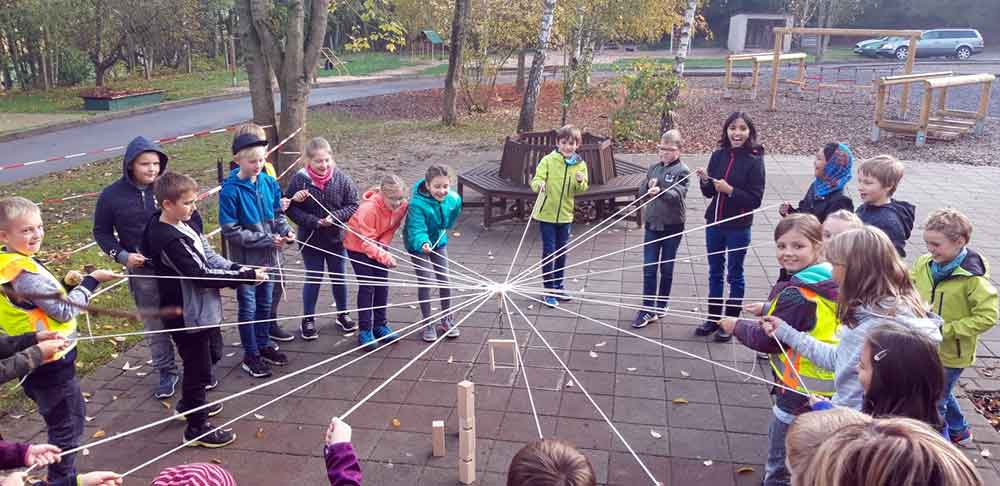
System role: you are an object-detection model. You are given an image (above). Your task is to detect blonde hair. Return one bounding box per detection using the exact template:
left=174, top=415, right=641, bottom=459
left=380, top=173, right=406, bottom=194
left=0, top=197, right=39, bottom=230
left=825, top=227, right=926, bottom=327
left=775, top=213, right=822, bottom=247
left=234, top=145, right=267, bottom=163
left=556, top=124, right=583, bottom=145
left=794, top=417, right=982, bottom=486
left=660, top=129, right=683, bottom=147
left=234, top=123, right=267, bottom=140
left=507, top=438, right=596, bottom=486
left=826, top=209, right=863, bottom=229
left=858, top=155, right=904, bottom=195
left=305, top=137, right=333, bottom=159
left=786, top=408, right=871, bottom=480
left=924, top=208, right=972, bottom=244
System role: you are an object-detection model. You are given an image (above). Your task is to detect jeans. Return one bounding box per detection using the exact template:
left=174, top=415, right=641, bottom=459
left=236, top=281, right=274, bottom=357
left=939, top=367, right=969, bottom=437
left=764, top=414, right=792, bottom=486
left=171, top=329, right=219, bottom=429
left=539, top=222, right=571, bottom=290
left=270, top=263, right=285, bottom=331
left=705, top=225, right=752, bottom=320
left=643, top=225, right=684, bottom=309
left=23, top=376, right=85, bottom=481
left=348, top=250, right=389, bottom=332
left=410, top=247, right=451, bottom=321
left=302, top=244, right=349, bottom=316
left=128, top=267, right=178, bottom=378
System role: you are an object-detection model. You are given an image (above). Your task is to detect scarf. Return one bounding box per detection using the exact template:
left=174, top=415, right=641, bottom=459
left=931, top=247, right=968, bottom=283
left=813, top=143, right=854, bottom=198
left=307, top=164, right=333, bottom=191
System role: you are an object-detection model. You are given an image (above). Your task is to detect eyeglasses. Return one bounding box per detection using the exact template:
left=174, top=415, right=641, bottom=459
left=657, top=146, right=679, bottom=152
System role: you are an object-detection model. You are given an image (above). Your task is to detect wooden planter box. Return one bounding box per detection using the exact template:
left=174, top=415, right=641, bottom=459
left=81, top=90, right=165, bottom=111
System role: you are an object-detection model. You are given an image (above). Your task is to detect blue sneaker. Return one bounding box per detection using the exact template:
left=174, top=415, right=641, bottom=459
left=543, top=296, right=559, bottom=308
left=373, top=324, right=400, bottom=344
left=358, top=330, right=378, bottom=352
left=632, top=311, right=655, bottom=329
left=154, top=373, right=180, bottom=399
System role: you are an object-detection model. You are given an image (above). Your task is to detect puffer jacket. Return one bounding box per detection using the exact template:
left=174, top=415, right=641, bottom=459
left=218, top=168, right=293, bottom=266
left=530, top=151, right=589, bottom=224
left=403, top=180, right=461, bottom=253
left=344, top=190, right=409, bottom=267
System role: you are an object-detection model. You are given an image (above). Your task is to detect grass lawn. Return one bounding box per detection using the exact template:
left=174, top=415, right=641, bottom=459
left=593, top=48, right=866, bottom=71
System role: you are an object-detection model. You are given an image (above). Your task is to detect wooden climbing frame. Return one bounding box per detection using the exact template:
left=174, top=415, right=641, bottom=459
left=723, top=52, right=807, bottom=100
left=872, top=72, right=995, bottom=146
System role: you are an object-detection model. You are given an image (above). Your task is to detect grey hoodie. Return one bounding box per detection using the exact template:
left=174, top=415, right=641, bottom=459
left=773, top=299, right=943, bottom=409
left=639, top=158, right=689, bottom=229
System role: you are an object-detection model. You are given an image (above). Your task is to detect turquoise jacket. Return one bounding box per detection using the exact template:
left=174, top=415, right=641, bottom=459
left=404, top=179, right=462, bottom=253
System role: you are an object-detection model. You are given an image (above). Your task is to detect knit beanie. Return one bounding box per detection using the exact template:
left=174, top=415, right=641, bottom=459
left=151, top=463, right=236, bottom=486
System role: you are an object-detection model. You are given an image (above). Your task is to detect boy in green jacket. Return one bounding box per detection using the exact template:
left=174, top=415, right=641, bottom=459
left=911, top=208, right=998, bottom=446
left=530, top=125, right=589, bottom=307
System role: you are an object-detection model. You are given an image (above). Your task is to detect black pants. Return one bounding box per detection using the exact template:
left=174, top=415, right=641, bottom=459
left=171, top=328, right=222, bottom=429
left=23, top=374, right=85, bottom=481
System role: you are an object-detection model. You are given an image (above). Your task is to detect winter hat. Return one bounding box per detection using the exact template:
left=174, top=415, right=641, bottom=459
left=231, top=133, right=269, bottom=156
left=813, top=143, right=854, bottom=198
left=151, top=463, right=237, bottom=486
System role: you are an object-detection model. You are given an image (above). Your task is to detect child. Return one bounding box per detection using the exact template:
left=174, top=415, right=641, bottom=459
left=530, top=125, right=589, bottom=308
left=910, top=208, right=998, bottom=446
left=93, top=136, right=180, bottom=399
left=286, top=137, right=360, bottom=339
left=821, top=209, right=862, bottom=243
left=719, top=213, right=838, bottom=486
left=219, top=133, right=295, bottom=378
left=855, top=323, right=944, bottom=432
left=779, top=143, right=854, bottom=223
left=324, top=417, right=362, bottom=486
left=404, top=163, right=462, bottom=342
left=633, top=129, right=689, bottom=328
left=0, top=441, right=120, bottom=486
left=507, top=438, right=596, bottom=486
left=694, top=111, right=766, bottom=342
left=0, top=197, right=117, bottom=482
left=344, top=174, right=409, bottom=352
left=761, top=226, right=943, bottom=410
left=0, top=330, right=67, bottom=384
left=854, top=155, right=915, bottom=257
left=143, top=172, right=265, bottom=448
left=785, top=407, right=870, bottom=482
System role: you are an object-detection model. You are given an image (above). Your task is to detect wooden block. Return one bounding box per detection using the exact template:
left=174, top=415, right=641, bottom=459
left=459, top=458, right=476, bottom=484
left=432, top=420, right=446, bottom=457
left=459, top=428, right=476, bottom=460
left=457, top=380, right=475, bottom=420
left=459, top=415, right=475, bottom=431
left=487, top=339, right=518, bottom=372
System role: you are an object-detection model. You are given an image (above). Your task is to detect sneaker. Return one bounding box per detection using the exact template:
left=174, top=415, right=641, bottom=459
left=422, top=324, right=438, bottom=342
left=260, top=346, right=288, bottom=366
left=301, top=317, right=318, bottom=341
left=184, top=423, right=237, bottom=448
left=269, top=324, right=295, bottom=342
left=373, top=324, right=400, bottom=344
left=440, top=316, right=460, bottom=338
left=154, top=373, right=180, bottom=399
left=204, top=374, right=219, bottom=391
left=241, top=355, right=272, bottom=378
left=337, top=313, right=358, bottom=332
left=694, top=321, right=719, bottom=336
left=632, top=311, right=655, bottom=329
left=543, top=296, right=559, bottom=308
left=950, top=429, right=974, bottom=447
left=656, top=305, right=670, bottom=319
left=174, top=402, right=224, bottom=421
left=714, top=329, right=733, bottom=343
left=358, top=330, right=378, bottom=352
left=554, top=289, right=572, bottom=302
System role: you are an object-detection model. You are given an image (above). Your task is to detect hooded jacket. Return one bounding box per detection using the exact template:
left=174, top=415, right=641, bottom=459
left=774, top=299, right=943, bottom=409
left=699, top=146, right=766, bottom=228
left=142, top=212, right=256, bottom=329
left=218, top=168, right=293, bottom=266
left=787, top=186, right=853, bottom=223
left=93, top=136, right=167, bottom=265
left=344, top=190, right=409, bottom=267
left=911, top=249, right=998, bottom=368
left=0, top=333, right=42, bottom=385
left=856, top=199, right=915, bottom=257
left=285, top=167, right=360, bottom=251
left=530, top=150, right=589, bottom=224
left=639, top=158, right=689, bottom=229
left=403, top=180, right=461, bottom=254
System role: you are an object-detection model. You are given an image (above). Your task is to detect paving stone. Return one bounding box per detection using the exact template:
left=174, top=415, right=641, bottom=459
left=722, top=406, right=774, bottom=434
left=615, top=374, right=667, bottom=400
left=495, top=412, right=558, bottom=442
left=607, top=451, right=670, bottom=486
left=612, top=396, right=666, bottom=426
left=668, top=401, right=725, bottom=431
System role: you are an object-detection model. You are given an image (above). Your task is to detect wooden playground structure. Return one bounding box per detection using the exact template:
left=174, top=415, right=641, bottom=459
left=723, top=52, right=807, bottom=100
left=872, top=72, right=995, bottom=145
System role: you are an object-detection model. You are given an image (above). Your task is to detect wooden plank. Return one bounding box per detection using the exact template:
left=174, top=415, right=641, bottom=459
left=488, top=339, right=518, bottom=372
left=877, top=71, right=953, bottom=86
left=457, top=380, right=475, bottom=421
left=774, top=27, right=922, bottom=37
left=925, top=74, right=996, bottom=89
left=928, top=117, right=976, bottom=128
left=432, top=420, right=446, bottom=457
left=769, top=31, right=782, bottom=111
left=900, top=35, right=918, bottom=118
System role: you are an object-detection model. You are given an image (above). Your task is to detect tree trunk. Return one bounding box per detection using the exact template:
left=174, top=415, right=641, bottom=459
left=515, top=49, right=526, bottom=93
left=516, top=0, right=557, bottom=133
left=662, top=0, right=697, bottom=134
left=40, top=27, right=50, bottom=91
left=237, top=0, right=277, bottom=143
left=442, top=0, right=468, bottom=126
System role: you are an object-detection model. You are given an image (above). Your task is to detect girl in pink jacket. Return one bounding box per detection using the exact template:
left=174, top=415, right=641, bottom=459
left=343, top=174, right=410, bottom=352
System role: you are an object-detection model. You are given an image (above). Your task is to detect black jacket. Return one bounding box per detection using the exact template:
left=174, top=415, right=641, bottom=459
left=285, top=168, right=360, bottom=251
left=856, top=199, right=916, bottom=257
left=93, top=136, right=168, bottom=265
left=700, top=146, right=766, bottom=228
left=788, top=187, right=854, bottom=223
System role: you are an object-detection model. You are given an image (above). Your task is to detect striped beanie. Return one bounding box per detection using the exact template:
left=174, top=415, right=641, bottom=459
left=151, top=463, right=236, bottom=486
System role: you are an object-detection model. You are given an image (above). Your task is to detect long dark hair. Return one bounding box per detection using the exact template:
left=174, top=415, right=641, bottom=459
left=718, top=111, right=760, bottom=150
left=862, top=323, right=944, bottom=431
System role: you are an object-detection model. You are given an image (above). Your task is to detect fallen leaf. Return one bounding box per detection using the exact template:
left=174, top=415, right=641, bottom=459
left=111, top=395, right=118, bottom=401
left=452, top=232, right=461, bottom=237
left=594, top=341, right=607, bottom=348
left=566, top=380, right=574, bottom=388
left=231, top=342, right=241, bottom=347
left=225, top=352, right=235, bottom=358
left=626, top=367, right=637, bottom=372
left=737, top=466, right=755, bottom=474
left=680, top=370, right=690, bottom=377
left=113, top=337, right=126, bottom=343
left=85, top=416, right=94, bottom=422
left=92, top=430, right=106, bottom=439
left=448, top=355, right=454, bottom=364
left=10, top=414, right=23, bottom=420
left=982, top=449, right=992, bottom=458
left=135, top=372, right=148, bottom=377
left=391, top=418, right=401, bottom=428
left=81, top=449, right=90, bottom=456
left=82, top=392, right=93, bottom=398
left=110, top=353, right=119, bottom=359
left=254, top=414, right=265, bottom=420
left=344, top=332, right=355, bottom=337
left=122, top=361, right=142, bottom=371
left=672, top=397, right=689, bottom=404
left=650, top=429, right=662, bottom=439
left=527, top=304, right=533, bottom=309
left=160, top=401, right=171, bottom=409
left=255, top=427, right=264, bottom=439
left=145, top=360, right=153, bottom=365
left=589, top=350, right=598, bottom=358
left=703, top=460, right=713, bottom=467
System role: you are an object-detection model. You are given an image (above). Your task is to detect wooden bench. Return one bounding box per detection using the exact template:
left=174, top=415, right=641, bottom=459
left=724, top=52, right=808, bottom=100
left=458, top=159, right=648, bottom=228
left=872, top=72, right=995, bottom=146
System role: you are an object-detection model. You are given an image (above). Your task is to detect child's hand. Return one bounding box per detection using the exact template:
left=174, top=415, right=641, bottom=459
left=284, top=231, right=296, bottom=243
left=1, top=472, right=26, bottom=486
left=325, top=417, right=352, bottom=446
left=25, top=443, right=61, bottom=466
left=38, top=338, right=69, bottom=362
left=575, top=171, right=585, bottom=183
left=384, top=254, right=397, bottom=268
left=537, top=182, right=545, bottom=193
left=280, top=197, right=291, bottom=212
left=719, top=317, right=738, bottom=335
left=779, top=202, right=791, bottom=217
left=808, top=395, right=832, bottom=409
left=694, top=168, right=709, bottom=180
left=126, top=253, right=147, bottom=269
left=89, top=269, right=119, bottom=283
left=36, top=330, right=61, bottom=342
left=713, top=179, right=733, bottom=195
left=78, top=471, right=123, bottom=486
left=292, top=190, right=310, bottom=203
left=253, top=268, right=269, bottom=284
left=421, top=243, right=431, bottom=254
left=760, top=316, right=783, bottom=337
left=743, top=302, right=765, bottom=316
left=318, top=215, right=334, bottom=227
left=272, top=235, right=286, bottom=249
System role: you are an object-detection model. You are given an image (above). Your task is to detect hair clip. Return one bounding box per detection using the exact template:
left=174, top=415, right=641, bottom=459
left=873, top=349, right=889, bottom=362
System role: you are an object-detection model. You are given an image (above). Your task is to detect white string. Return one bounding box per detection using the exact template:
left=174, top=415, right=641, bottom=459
left=523, top=287, right=734, bottom=322
left=501, top=293, right=543, bottom=439
left=504, top=209, right=535, bottom=283
left=117, top=271, right=482, bottom=292
left=511, top=284, right=766, bottom=309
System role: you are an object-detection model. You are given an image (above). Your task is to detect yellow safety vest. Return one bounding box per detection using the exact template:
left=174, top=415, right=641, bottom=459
left=0, top=252, right=78, bottom=359
left=768, top=287, right=839, bottom=397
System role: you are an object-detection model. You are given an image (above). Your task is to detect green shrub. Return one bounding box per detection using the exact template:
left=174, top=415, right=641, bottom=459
left=57, top=48, right=93, bottom=86
left=607, top=58, right=683, bottom=142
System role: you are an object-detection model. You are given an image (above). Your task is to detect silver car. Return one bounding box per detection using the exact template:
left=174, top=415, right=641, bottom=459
left=877, top=29, right=984, bottom=60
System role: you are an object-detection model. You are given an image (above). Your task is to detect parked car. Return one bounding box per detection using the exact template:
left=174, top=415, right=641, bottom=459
left=854, top=37, right=889, bottom=57
left=876, top=29, right=984, bottom=60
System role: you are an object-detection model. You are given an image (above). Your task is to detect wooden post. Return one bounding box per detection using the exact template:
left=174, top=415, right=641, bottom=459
left=872, top=82, right=886, bottom=142
left=768, top=31, right=782, bottom=111
left=750, top=59, right=760, bottom=100
left=723, top=56, right=733, bottom=98
left=487, top=339, right=518, bottom=372
left=796, top=57, right=807, bottom=92
left=899, top=35, right=918, bottom=117
left=457, top=380, right=475, bottom=484
left=916, top=85, right=933, bottom=146
left=975, top=80, right=992, bottom=135
left=432, top=420, right=446, bottom=457
left=937, top=86, right=949, bottom=114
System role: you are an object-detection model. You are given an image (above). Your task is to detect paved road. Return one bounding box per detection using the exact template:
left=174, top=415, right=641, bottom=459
left=0, top=77, right=443, bottom=184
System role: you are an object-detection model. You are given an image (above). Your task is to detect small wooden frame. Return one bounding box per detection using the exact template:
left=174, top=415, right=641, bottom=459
left=872, top=72, right=995, bottom=146
left=432, top=420, right=446, bottom=457
left=487, top=339, right=519, bottom=372
left=457, top=380, right=476, bottom=484
left=723, top=52, right=807, bottom=100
